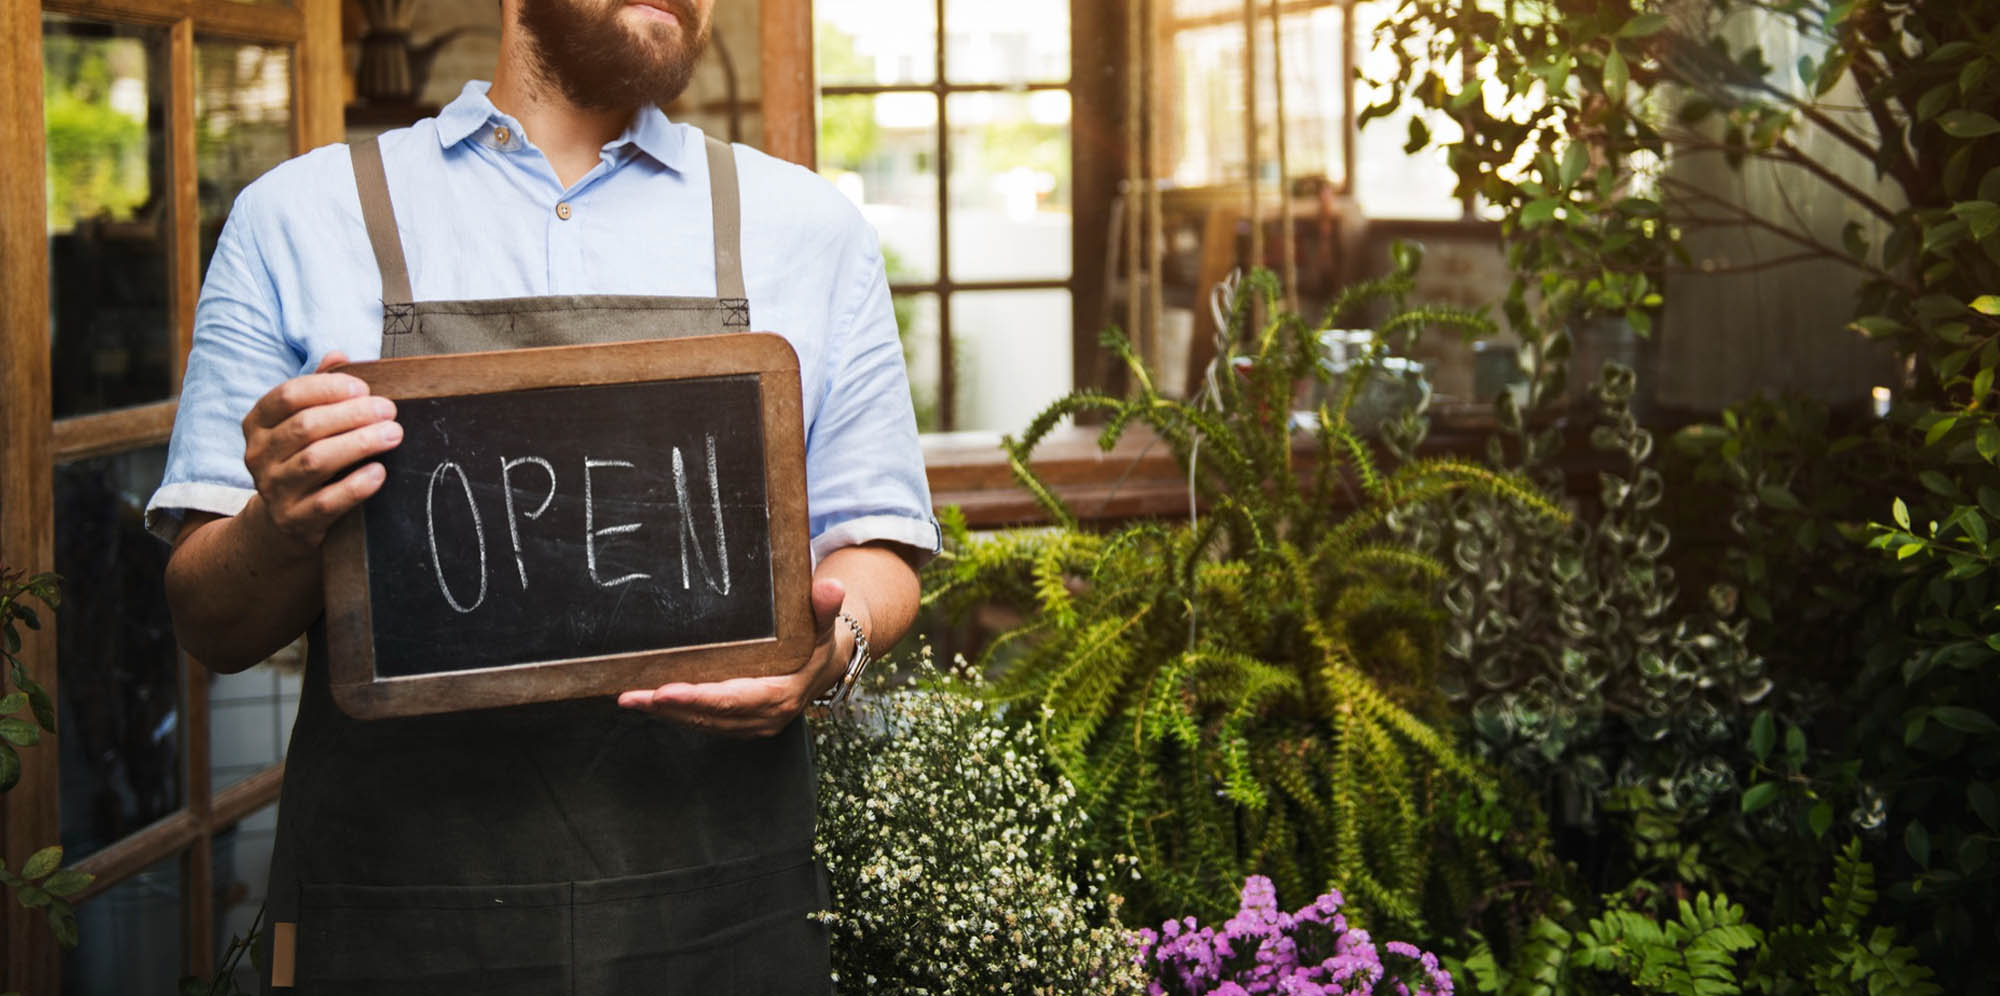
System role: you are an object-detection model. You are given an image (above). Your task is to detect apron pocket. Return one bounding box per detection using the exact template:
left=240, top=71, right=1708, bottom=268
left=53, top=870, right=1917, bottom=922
left=296, top=880, right=571, bottom=996
left=570, top=852, right=832, bottom=996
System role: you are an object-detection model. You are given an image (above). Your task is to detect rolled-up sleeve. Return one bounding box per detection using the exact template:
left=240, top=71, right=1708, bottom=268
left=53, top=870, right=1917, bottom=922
left=145, top=187, right=305, bottom=541
left=803, top=228, right=940, bottom=565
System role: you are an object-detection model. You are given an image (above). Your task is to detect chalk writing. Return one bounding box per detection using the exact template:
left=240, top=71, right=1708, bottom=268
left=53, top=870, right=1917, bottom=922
left=425, top=461, right=487, bottom=614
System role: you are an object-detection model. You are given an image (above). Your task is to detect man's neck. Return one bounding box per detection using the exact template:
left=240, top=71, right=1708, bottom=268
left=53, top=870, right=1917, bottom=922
left=488, top=27, right=635, bottom=189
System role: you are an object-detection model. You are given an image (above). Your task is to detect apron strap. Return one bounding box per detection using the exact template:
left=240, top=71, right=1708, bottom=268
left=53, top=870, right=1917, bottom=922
left=351, top=136, right=415, bottom=307
left=703, top=136, right=748, bottom=302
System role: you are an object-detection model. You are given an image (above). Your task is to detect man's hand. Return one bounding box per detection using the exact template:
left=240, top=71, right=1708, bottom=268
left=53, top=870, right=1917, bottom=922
left=616, top=577, right=855, bottom=738
left=240, top=350, right=402, bottom=554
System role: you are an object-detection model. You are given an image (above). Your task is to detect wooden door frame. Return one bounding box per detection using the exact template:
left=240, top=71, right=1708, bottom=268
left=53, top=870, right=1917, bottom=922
left=761, top=0, right=814, bottom=168
left=0, top=2, right=341, bottom=989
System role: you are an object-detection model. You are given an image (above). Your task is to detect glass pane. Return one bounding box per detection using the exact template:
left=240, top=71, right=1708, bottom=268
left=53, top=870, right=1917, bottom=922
left=63, top=853, right=184, bottom=996
left=949, top=289, right=1072, bottom=433
left=896, top=293, right=943, bottom=432
left=196, top=39, right=294, bottom=277
left=946, top=92, right=1071, bottom=282
left=943, top=0, right=1068, bottom=85
left=208, top=642, right=301, bottom=792
left=821, top=93, right=941, bottom=282
left=1352, top=1, right=1463, bottom=219
left=1165, top=10, right=1346, bottom=190
left=56, top=446, right=182, bottom=864
left=213, top=803, right=279, bottom=994
left=43, top=17, right=173, bottom=419
left=817, top=0, right=936, bottom=86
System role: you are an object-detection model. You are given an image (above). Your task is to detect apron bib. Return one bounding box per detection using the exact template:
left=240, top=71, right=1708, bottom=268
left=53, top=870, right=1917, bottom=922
left=255, top=136, right=832, bottom=996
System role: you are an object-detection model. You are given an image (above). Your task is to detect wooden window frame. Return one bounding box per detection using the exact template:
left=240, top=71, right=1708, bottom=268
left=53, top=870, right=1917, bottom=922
left=0, top=1, right=340, bottom=989
left=810, top=0, right=1079, bottom=432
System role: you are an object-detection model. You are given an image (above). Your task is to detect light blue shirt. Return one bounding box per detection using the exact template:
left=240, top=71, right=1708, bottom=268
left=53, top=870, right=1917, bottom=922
left=148, top=81, right=939, bottom=563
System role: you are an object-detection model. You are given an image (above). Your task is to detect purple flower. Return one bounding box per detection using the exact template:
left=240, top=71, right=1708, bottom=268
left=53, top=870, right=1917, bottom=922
left=1138, top=877, right=1452, bottom=996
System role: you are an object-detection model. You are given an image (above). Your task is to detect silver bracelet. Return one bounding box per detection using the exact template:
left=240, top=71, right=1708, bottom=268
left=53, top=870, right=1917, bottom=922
left=812, top=611, right=871, bottom=707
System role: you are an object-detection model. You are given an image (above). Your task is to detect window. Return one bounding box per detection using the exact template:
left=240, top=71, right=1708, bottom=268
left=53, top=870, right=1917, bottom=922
left=0, top=2, right=342, bottom=990
left=816, top=0, right=1076, bottom=435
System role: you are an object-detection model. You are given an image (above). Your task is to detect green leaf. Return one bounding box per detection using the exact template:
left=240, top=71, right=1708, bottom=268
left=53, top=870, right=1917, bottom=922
left=40, top=869, right=91, bottom=898
left=1964, top=57, right=1992, bottom=97
left=0, top=693, right=24, bottom=716
left=14, top=886, right=49, bottom=910
left=1940, top=110, right=2000, bottom=138
left=1970, top=783, right=2000, bottom=831
left=0, top=743, right=16, bottom=793
left=1921, top=470, right=1962, bottom=498
left=1977, top=366, right=1995, bottom=401
left=1897, top=542, right=1924, bottom=560
left=1894, top=497, right=1913, bottom=529
left=1786, top=724, right=1807, bottom=762
left=1981, top=425, right=2000, bottom=463
left=1849, top=315, right=1906, bottom=338
left=1926, top=416, right=1958, bottom=446
left=1959, top=201, right=2000, bottom=241
left=1972, top=295, right=2000, bottom=316
left=0, top=718, right=40, bottom=748
left=12, top=666, right=54, bottom=733
left=1907, top=821, right=1932, bottom=867
left=48, top=908, right=77, bottom=949
left=1620, top=12, right=1669, bottom=37
left=21, top=846, right=60, bottom=882
left=1918, top=82, right=1956, bottom=122
left=1751, top=712, right=1775, bottom=761
left=1742, top=781, right=1781, bottom=814
left=1809, top=801, right=1835, bottom=838
left=1604, top=46, right=1629, bottom=104
left=1932, top=706, right=2000, bottom=734
left=1520, top=198, right=1562, bottom=227
left=1758, top=483, right=1803, bottom=511
left=1560, top=143, right=1588, bottom=189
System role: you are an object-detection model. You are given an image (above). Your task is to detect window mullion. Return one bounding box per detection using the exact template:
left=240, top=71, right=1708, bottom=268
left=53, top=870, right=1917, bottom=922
left=934, top=0, right=955, bottom=430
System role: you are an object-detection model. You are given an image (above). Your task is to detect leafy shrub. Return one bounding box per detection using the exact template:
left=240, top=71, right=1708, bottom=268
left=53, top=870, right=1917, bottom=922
left=0, top=566, right=89, bottom=953
left=1137, top=875, right=1454, bottom=995
left=1391, top=365, right=1769, bottom=838
left=810, top=648, right=1145, bottom=995
left=1458, top=840, right=1936, bottom=996
left=928, top=266, right=1562, bottom=928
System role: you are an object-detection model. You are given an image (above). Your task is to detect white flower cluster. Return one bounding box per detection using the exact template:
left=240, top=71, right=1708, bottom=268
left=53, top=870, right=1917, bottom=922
left=811, top=647, right=1146, bottom=995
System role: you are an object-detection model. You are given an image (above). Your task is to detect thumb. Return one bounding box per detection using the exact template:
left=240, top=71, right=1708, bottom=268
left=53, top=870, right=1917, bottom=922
left=314, top=350, right=350, bottom=374
left=811, top=577, right=846, bottom=637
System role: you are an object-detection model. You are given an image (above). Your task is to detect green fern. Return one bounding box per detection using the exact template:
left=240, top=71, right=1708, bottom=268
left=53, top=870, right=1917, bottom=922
left=927, top=262, right=1564, bottom=929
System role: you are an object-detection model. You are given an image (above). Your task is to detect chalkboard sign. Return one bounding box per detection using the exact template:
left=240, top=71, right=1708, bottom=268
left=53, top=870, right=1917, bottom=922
left=321, top=335, right=813, bottom=720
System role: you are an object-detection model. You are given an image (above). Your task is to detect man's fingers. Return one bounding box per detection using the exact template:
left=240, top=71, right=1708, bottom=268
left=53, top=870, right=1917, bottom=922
left=618, top=676, right=803, bottom=738
left=265, top=395, right=397, bottom=463
left=314, top=350, right=349, bottom=375
left=272, top=420, right=403, bottom=496
left=265, top=462, right=386, bottom=540
left=247, top=372, right=371, bottom=430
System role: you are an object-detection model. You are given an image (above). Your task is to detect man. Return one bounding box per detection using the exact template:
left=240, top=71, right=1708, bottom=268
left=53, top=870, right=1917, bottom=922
left=149, top=0, right=935, bottom=990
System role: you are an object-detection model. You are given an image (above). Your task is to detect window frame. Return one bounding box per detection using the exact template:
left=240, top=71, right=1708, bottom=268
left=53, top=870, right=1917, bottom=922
left=816, top=0, right=1079, bottom=433
left=0, top=1, right=340, bottom=989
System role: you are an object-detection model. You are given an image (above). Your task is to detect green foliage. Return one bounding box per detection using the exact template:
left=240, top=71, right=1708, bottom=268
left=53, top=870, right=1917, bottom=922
left=1459, top=842, right=1936, bottom=996
left=1393, top=364, right=1768, bottom=839
left=0, top=567, right=88, bottom=950
left=43, top=37, right=151, bottom=231
left=928, top=264, right=1564, bottom=929
left=1674, top=394, right=2000, bottom=984
left=810, top=648, right=1145, bottom=995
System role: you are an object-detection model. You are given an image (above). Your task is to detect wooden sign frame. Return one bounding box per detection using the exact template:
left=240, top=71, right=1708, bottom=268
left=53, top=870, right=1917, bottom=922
left=321, top=334, right=813, bottom=720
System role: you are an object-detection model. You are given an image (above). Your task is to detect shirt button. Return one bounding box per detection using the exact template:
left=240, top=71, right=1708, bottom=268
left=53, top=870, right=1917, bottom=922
left=493, top=126, right=511, bottom=145
left=555, top=202, right=572, bottom=221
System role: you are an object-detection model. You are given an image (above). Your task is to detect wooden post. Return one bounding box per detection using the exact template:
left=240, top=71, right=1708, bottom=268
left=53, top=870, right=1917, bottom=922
left=0, top=3, right=60, bottom=990
left=298, top=0, right=345, bottom=151
left=760, top=0, right=816, bottom=168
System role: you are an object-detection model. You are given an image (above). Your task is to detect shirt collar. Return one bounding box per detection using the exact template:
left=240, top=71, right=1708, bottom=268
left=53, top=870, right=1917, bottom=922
left=434, top=80, right=693, bottom=174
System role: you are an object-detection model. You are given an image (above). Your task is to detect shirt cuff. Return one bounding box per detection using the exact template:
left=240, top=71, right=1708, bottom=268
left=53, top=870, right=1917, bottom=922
left=810, top=513, right=943, bottom=568
left=145, top=482, right=255, bottom=543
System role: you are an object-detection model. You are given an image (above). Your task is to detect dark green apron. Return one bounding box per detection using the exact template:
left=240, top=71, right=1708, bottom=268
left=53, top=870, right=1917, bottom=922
left=256, top=135, right=832, bottom=995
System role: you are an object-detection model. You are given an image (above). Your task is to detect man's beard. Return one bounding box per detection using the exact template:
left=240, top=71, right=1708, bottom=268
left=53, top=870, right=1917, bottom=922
left=517, top=0, right=709, bottom=110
